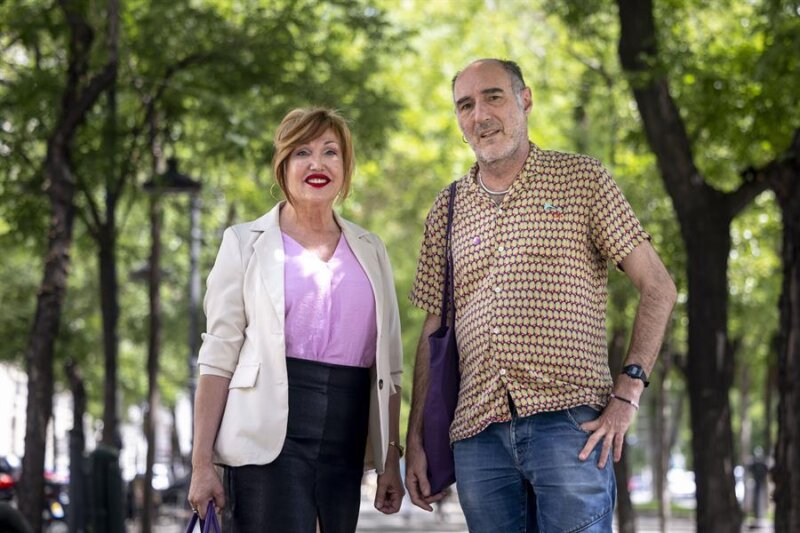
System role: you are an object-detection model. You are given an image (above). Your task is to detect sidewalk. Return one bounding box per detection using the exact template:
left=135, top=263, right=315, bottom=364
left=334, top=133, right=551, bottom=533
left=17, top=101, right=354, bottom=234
left=148, top=494, right=773, bottom=533
left=355, top=490, right=705, bottom=533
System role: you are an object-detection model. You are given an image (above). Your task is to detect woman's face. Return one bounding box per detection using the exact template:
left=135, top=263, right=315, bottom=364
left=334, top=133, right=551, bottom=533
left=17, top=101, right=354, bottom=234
left=284, top=128, right=345, bottom=210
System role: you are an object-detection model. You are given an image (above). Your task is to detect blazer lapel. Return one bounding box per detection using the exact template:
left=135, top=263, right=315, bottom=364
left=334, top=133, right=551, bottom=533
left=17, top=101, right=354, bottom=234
left=338, top=215, right=384, bottom=332
left=252, top=204, right=286, bottom=330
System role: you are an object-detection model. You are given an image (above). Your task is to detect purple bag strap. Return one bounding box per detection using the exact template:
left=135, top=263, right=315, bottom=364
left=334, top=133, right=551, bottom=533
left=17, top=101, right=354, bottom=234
left=439, top=181, right=457, bottom=329
left=184, top=501, right=221, bottom=533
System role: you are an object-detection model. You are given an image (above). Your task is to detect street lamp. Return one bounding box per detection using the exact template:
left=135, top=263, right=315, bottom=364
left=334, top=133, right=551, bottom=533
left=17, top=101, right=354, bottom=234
left=144, top=158, right=203, bottom=411
left=142, top=156, right=203, bottom=410
left=141, top=157, right=201, bottom=533
left=143, top=158, right=202, bottom=194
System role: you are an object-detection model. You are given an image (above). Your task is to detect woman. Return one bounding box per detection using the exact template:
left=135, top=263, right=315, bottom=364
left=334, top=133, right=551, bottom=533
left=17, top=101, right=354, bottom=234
left=188, top=107, right=404, bottom=532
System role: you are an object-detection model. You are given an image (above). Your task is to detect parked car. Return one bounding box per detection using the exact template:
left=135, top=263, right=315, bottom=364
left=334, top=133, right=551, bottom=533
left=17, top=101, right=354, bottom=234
left=0, top=456, right=20, bottom=502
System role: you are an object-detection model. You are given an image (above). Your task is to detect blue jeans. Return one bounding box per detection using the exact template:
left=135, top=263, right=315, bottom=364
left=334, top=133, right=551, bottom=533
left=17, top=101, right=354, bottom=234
left=454, top=405, right=616, bottom=533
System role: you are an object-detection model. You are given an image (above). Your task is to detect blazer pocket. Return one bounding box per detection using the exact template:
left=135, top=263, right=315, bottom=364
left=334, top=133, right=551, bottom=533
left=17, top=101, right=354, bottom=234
left=228, top=363, right=261, bottom=389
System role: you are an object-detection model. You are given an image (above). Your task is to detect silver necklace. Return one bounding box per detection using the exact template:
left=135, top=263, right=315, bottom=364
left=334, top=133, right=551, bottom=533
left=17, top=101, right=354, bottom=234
left=477, top=173, right=511, bottom=195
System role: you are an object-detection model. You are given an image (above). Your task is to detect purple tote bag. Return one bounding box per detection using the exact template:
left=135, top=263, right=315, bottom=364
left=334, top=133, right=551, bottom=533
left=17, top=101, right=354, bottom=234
left=422, top=181, right=460, bottom=494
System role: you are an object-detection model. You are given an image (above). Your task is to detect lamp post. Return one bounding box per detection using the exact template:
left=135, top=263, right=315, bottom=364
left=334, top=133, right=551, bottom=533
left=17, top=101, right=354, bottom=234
left=143, top=156, right=203, bottom=410
left=141, top=158, right=200, bottom=533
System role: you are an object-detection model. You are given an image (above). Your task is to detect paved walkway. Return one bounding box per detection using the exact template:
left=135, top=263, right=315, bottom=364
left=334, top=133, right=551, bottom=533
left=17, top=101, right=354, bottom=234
left=148, top=488, right=774, bottom=533
left=355, top=492, right=707, bottom=533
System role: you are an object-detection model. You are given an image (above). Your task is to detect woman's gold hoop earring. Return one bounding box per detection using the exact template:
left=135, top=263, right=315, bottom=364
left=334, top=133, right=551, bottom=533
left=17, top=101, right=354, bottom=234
left=270, top=182, right=281, bottom=201
left=462, top=135, right=469, bottom=144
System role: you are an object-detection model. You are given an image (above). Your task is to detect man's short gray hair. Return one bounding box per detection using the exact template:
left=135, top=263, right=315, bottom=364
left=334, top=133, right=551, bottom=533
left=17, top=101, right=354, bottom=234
left=451, top=59, right=527, bottom=95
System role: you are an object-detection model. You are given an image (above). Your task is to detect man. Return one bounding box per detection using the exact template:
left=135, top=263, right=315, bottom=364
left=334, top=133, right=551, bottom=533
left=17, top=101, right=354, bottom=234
left=405, top=58, right=677, bottom=532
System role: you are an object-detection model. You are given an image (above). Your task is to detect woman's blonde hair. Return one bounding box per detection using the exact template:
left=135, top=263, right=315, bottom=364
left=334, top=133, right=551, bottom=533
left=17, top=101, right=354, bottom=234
left=272, top=107, right=355, bottom=204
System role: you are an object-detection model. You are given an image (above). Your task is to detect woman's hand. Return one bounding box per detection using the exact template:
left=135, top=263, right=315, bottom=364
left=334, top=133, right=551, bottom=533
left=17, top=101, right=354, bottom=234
left=187, top=463, right=225, bottom=519
left=374, top=452, right=405, bottom=514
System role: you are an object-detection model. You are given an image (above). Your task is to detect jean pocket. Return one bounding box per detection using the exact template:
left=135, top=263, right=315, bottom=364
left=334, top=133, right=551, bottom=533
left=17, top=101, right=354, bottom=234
left=565, top=405, right=601, bottom=433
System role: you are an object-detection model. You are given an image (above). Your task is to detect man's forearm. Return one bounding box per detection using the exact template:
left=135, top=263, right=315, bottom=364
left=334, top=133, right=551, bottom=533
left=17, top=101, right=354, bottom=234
left=615, top=242, right=677, bottom=399
left=407, top=313, right=440, bottom=447
left=618, top=243, right=677, bottom=370
left=624, top=278, right=676, bottom=375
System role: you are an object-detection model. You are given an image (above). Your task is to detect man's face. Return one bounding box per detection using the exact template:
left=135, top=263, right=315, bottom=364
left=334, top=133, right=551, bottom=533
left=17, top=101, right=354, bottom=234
left=453, top=61, right=531, bottom=165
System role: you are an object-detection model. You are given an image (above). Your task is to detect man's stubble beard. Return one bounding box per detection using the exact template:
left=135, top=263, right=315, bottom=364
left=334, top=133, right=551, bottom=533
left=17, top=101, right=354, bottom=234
left=472, top=116, right=528, bottom=167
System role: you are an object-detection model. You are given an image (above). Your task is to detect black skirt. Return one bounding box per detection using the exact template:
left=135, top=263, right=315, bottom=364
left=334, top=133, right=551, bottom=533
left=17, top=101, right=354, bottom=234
left=223, top=356, right=371, bottom=533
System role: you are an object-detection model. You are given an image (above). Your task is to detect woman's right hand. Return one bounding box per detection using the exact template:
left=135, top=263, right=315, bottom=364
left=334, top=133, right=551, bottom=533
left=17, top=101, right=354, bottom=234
left=188, top=463, right=225, bottom=519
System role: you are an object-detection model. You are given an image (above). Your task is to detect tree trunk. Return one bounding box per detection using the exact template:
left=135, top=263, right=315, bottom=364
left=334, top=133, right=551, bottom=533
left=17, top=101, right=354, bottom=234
left=142, top=195, right=163, bottom=533
left=739, top=347, right=751, bottom=469
left=99, top=222, right=121, bottom=448
left=18, top=149, right=70, bottom=529
left=609, top=327, right=636, bottom=533
left=654, top=346, right=675, bottom=533
left=769, top=131, right=800, bottom=532
left=17, top=1, right=118, bottom=529
left=66, top=360, right=87, bottom=533
left=100, top=78, right=121, bottom=449
left=684, top=223, right=741, bottom=531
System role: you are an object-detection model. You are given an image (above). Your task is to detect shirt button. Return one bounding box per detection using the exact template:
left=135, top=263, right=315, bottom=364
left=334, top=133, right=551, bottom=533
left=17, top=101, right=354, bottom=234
left=499, top=369, right=507, bottom=376
left=494, top=286, right=501, bottom=294
left=378, top=379, right=384, bottom=390
left=498, top=246, right=505, bottom=252
left=493, top=327, right=500, bottom=334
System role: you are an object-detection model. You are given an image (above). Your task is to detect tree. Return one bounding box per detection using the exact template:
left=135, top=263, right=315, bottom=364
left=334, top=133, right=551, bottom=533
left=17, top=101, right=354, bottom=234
left=14, top=1, right=118, bottom=529
left=615, top=0, right=800, bottom=529
left=750, top=130, right=800, bottom=532
left=771, top=147, right=800, bottom=532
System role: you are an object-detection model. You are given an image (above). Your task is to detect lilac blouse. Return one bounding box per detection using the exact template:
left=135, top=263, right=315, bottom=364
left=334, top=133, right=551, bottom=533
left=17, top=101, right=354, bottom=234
left=282, top=232, right=377, bottom=368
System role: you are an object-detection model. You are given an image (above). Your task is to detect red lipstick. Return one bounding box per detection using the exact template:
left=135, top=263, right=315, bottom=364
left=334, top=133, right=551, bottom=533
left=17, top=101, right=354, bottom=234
left=304, top=173, right=331, bottom=188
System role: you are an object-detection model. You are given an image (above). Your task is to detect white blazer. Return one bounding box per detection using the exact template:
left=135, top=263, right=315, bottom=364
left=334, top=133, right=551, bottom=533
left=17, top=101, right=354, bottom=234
left=197, top=203, right=403, bottom=473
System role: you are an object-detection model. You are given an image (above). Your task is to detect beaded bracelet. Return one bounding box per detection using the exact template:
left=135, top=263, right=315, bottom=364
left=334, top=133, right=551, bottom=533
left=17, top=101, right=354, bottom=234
left=610, top=393, right=639, bottom=410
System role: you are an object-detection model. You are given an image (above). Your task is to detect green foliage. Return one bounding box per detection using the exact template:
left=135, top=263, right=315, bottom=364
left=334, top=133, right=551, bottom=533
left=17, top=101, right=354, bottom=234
left=0, top=0, right=401, bottom=416
left=655, top=0, right=800, bottom=188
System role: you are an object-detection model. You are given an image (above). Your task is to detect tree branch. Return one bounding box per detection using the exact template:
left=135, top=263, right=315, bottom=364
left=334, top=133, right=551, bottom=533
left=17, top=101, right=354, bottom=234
left=111, top=52, right=211, bottom=199
left=75, top=173, right=103, bottom=235
left=727, top=173, right=773, bottom=217
left=74, top=195, right=101, bottom=241
left=746, top=128, right=800, bottom=203
left=567, top=47, right=614, bottom=88
left=616, top=0, right=707, bottom=215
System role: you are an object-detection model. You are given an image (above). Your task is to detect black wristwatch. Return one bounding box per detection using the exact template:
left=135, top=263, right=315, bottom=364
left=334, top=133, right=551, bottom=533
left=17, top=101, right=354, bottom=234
left=621, top=364, right=650, bottom=387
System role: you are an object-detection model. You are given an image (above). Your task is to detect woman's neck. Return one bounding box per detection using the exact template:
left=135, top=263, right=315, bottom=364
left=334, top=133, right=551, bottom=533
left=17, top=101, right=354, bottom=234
left=280, top=202, right=340, bottom=237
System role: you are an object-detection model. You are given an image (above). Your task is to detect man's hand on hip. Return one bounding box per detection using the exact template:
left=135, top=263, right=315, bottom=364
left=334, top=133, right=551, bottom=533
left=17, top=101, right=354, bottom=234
left=577, top=398, right=638, bottom=469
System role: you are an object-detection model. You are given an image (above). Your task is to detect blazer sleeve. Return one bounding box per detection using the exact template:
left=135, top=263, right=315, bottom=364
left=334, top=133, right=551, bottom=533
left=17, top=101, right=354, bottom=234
left=376, top=237, right=403, bottom=392
left=197, top=227, right=247, bottom=379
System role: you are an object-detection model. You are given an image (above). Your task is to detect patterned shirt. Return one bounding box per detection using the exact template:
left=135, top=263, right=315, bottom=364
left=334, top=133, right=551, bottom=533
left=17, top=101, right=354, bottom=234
left=410, top=143, right=649, bottom=442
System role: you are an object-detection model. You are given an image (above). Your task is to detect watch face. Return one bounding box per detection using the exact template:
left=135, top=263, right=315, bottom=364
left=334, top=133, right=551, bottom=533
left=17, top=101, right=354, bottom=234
left=623, top=365, right=648, bottom=384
